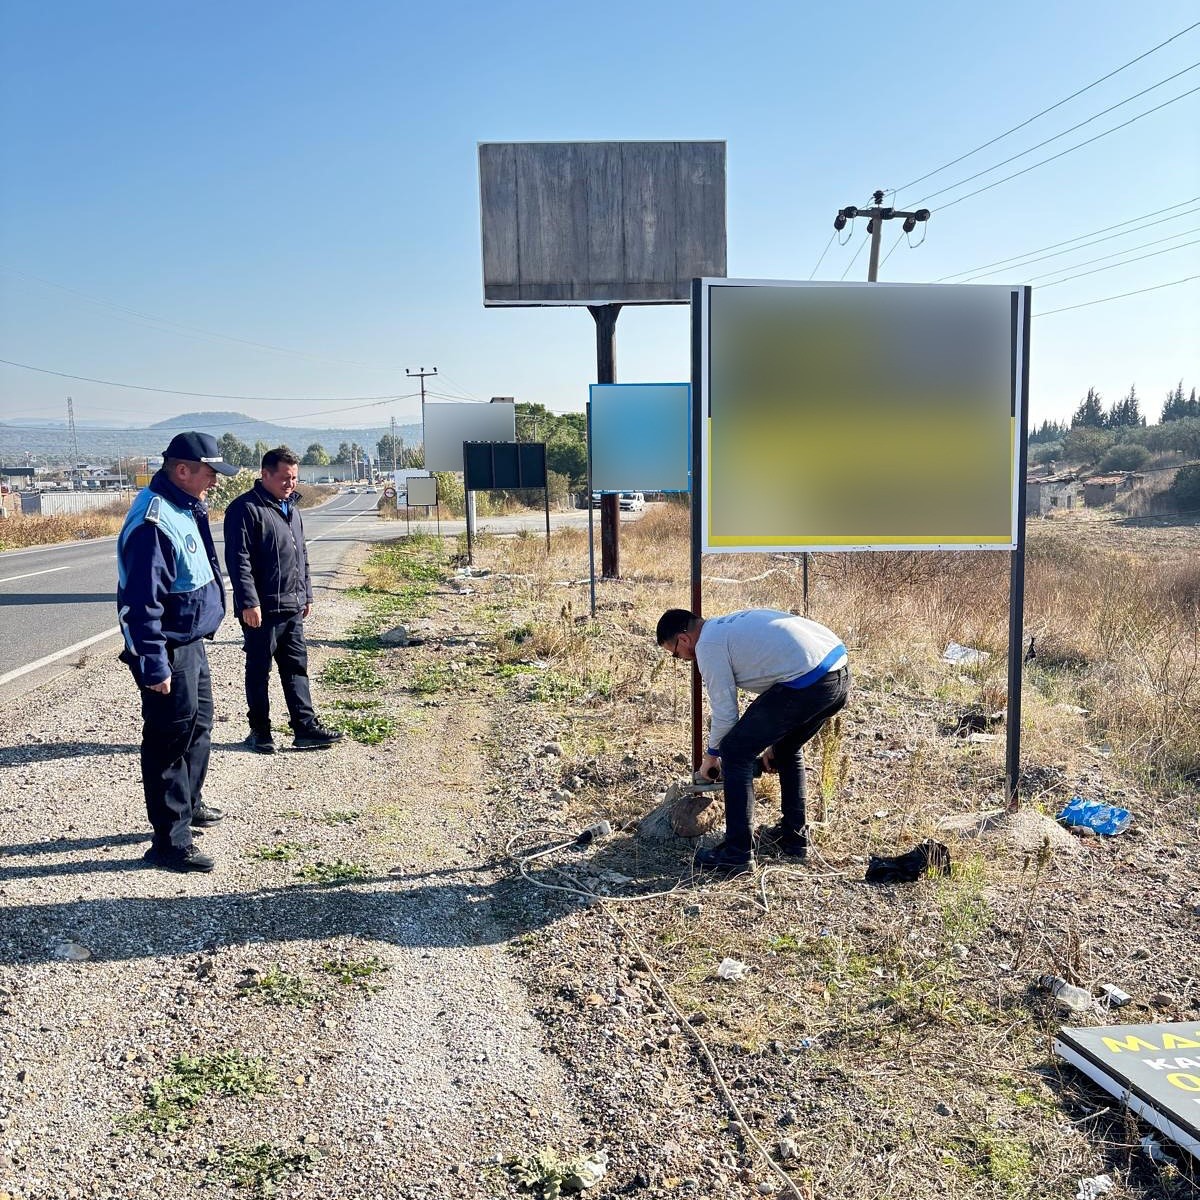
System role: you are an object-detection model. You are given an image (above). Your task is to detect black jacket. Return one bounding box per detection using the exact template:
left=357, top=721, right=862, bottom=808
left=222, top=481, right=313, bottom=617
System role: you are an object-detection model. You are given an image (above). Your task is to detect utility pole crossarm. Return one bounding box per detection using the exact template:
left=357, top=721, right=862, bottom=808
left=834, top=189, right=931, bottom=283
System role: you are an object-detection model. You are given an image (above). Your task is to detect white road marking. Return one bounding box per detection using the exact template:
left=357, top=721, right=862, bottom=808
left=0, top=565, right=73, bottom=585
left=0, top=626, right=121, bottom=688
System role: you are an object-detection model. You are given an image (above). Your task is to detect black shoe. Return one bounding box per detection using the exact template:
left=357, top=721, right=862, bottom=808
left=694, top=841, right=754, bottom=875
left=759, top=822, right=808, bottom=859
left=248, top=730, right=276, bottom=755
left=293, top=724, right=344, bottom=750
left=143, top=843, right=215, bottom=873
left=190, top=804, right=225, bottom=828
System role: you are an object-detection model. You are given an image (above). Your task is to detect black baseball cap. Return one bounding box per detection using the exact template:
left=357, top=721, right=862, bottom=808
left=162, top=431, right=239, bottom=475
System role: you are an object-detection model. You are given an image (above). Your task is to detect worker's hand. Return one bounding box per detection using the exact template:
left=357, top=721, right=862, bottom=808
left=302, top=603, right=312, bottom=619
left=147, top=677, right=172, bottom=695
left=759, top=746, right=778, bottom=774
left=700, top=752, right=722, bottom=782
left=242, top=606, right=262, bottom=628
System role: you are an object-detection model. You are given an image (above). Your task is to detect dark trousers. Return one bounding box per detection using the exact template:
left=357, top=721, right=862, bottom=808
left=138, top=639, right=213, bottom=849
left=718, top=667, right=850, bottom=854
left=241, top=610, right=316, bottom=734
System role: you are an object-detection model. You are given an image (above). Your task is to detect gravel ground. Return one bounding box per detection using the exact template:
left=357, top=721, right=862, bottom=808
left=0, top=552, right=591, bottom=1200
left=0, top=545, right=772, bottom=1200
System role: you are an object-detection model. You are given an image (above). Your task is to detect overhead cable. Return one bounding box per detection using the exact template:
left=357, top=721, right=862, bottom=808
left=0, top=357, right=406, bottom=402
left=937, top=198, right=1200, bottom=280
left=1035, top=274, right=1199, bottom=316
left=912, top=63, right=1200, bottom=207
left=893, top=20, right=1200, bottom=197
left=926, top=84, right=1200, bottom=213
left=1034, top=237, right=1200, bottom=288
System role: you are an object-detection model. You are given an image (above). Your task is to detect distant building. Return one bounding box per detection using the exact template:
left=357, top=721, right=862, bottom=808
left=1083, top=473, right=1142, bottom=507
left=1026, top=474, right=1080, bottom=516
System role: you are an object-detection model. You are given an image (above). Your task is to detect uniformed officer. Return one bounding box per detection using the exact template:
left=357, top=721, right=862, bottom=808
left=116, top=431, right=237, bottom=872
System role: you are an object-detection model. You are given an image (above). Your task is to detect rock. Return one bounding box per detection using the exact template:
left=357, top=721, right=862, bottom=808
left=1148, top=992, right=1176, bottom=1008
left=379, top=626, right=410, bottom=647
left=542, top=742, right=563, bottom=757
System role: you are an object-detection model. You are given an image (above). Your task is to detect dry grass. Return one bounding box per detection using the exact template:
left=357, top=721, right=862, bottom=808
left=393, top=502, right=1200, bottom=1200
left=0, top=507, right=128, bottom=550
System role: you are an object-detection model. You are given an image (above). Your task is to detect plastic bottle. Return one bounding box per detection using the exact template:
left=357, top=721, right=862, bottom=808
left=1039, top=974, right=1092, bottom=1012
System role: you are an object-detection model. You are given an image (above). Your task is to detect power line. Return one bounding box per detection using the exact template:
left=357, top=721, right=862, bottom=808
left=1036, top=237, right=1200, bottom=288
left=912, top=62, right=1200, bottom=208
left=808, top=230, right=838, bottom=279
left=939, top=199, right=1200, bottom=280
left=877, top=230, right=907, bottom=271
left=0, top=265, right=402, bottom=373
left=893, top=20, right=1200, bottom=197
left=1016, top=228, right=1200, bottom=283
left=1035, top=274, right=1199, bottom=316
left=0, top=356, right=404, bottom=402
left=1, top=395, right=423, bottom=435
left=926, top=84, right=1200, bottom=213
left=839, top=234, right=869, bottom=280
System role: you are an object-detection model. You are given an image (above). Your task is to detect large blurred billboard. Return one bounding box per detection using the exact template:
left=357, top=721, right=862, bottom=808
left=589, top=383, right=690, bottom=493
left=698, top=280, right=1029, bottom=552
left=423, top=401, right=516, bottom=473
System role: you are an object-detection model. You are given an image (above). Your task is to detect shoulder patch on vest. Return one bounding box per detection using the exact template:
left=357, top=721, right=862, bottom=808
left=144, top=496, right=162, bottom=525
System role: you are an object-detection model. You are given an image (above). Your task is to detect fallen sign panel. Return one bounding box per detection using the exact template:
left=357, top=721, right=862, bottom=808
left=1054, top=1021, right=1200, bottom=1160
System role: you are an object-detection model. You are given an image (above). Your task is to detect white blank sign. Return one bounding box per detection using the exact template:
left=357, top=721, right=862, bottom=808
left=423, top=402, right=516, bottom=473
left=406, top=476, right=438, bottom=507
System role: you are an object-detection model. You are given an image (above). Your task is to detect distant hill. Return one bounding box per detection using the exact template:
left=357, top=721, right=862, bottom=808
left=0, top=410, right=422, bottom=464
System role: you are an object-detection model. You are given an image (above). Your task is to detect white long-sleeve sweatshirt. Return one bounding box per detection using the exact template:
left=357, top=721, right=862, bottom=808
left=694, top=609, right=847, bottom=753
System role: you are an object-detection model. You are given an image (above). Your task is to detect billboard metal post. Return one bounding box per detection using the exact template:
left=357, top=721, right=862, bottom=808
left=689, top=279, right=704, bottom=771
left=590, top=304, right=622, bottom=579
left=1006, top=287, right=1033, bottom=810
left=586, top=400, right=597, bottom=618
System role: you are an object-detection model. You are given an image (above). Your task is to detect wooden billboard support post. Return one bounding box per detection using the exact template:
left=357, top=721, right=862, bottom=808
left=589, top=303, right=622, bottom=580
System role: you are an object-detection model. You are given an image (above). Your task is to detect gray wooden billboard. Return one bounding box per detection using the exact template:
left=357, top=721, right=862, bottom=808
left=479, top=141, right=726, bottom=305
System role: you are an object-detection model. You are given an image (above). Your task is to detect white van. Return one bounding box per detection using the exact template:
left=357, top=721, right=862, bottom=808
left=619, top=492, right=645, bottom=512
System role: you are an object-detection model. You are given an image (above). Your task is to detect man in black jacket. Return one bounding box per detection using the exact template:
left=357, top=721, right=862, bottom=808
left=223, top=447, right=343, bottom=754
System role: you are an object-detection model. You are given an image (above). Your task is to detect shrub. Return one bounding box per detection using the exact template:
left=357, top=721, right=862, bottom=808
left=1097, top=443, right=1149, bottom=472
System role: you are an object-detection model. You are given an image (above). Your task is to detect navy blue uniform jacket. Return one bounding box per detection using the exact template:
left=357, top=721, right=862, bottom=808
left=222, top=481, right=313, bottom=617
left=116, top=471, right=226, bottom=686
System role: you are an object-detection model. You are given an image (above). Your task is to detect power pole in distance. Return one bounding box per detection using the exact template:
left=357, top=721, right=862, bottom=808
left=405, top=366, right=438, bottom=412
left=835, top=189, right=930, bottom=283
left=389, top=414, right=399, bottom=476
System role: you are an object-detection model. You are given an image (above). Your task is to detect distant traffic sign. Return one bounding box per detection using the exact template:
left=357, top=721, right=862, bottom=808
left=383, top=487, right=397, bottom=499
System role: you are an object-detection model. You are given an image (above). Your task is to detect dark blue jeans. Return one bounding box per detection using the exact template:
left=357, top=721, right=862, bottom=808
left=137, top=639, right=213, bottom=849
left=717, top=667, right=850, bottom=854
left=241, top=610, right=316, bottom=734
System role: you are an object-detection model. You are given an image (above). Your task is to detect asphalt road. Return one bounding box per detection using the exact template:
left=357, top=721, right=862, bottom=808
left=0, top=491, right=599, bottom=698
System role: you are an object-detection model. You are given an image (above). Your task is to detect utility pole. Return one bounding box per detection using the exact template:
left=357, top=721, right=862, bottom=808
left=834, top=189, right=930, bottom=283
left=67, top=397, right=80, bottom=489
left=389, top=414, right=398, bottom=476
left=406, top=366, right=438, bottom=413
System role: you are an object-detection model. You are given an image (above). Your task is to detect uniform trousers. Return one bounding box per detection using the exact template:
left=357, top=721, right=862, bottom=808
left=137, top=639, right=213, bottom=849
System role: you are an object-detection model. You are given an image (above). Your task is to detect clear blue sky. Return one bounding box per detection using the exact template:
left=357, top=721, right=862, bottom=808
left=1, top=0, right=1197, bottom=438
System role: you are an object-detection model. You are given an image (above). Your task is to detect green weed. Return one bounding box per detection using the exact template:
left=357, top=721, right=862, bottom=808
left=237, top=966, right=320, bottom=1008
left=201, top=1142, right=321, bottom=1195
left=410, top=663, right=454, bottom=695
left=295, top=859, right=371, bottom=884
left=319, top=809, right=362, bottom=825
left=320, top=653, right=383, bottom=689
left=330, top=711, right=397, bottom=745
left=126, top=1052, right=276, bottom=1132
left=247, top=842, right=304, bottom=862
left=320, top=955, right=389, bottom=993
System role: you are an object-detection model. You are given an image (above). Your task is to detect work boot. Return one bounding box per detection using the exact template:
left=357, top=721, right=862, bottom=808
left=758, top=822, right=808, bottom=860
left=293, top=723, right=344, bottom=750
left=143, top=843, right=215, bottom=873
left=190, top=804, right=225, bottom=828
left=693, top=840, right=754, bottom=876
left=248, top=729, right=276, bottom=755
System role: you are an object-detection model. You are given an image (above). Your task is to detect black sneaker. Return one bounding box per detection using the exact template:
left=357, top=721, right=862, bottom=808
left=759, top=822, right=808, bottom=859
left=143, top=843, right=215, bottom=873
left=693, top=841, right=754, bottom=875
left=248, top=730, right=276, bottom=755
left=293, top=724, right=344, bottom=750
left=190, top=804, right=225, bottom=828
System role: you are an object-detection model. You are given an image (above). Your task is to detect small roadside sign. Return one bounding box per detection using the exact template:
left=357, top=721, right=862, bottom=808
left=383, top=487, right=397, bottom=499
